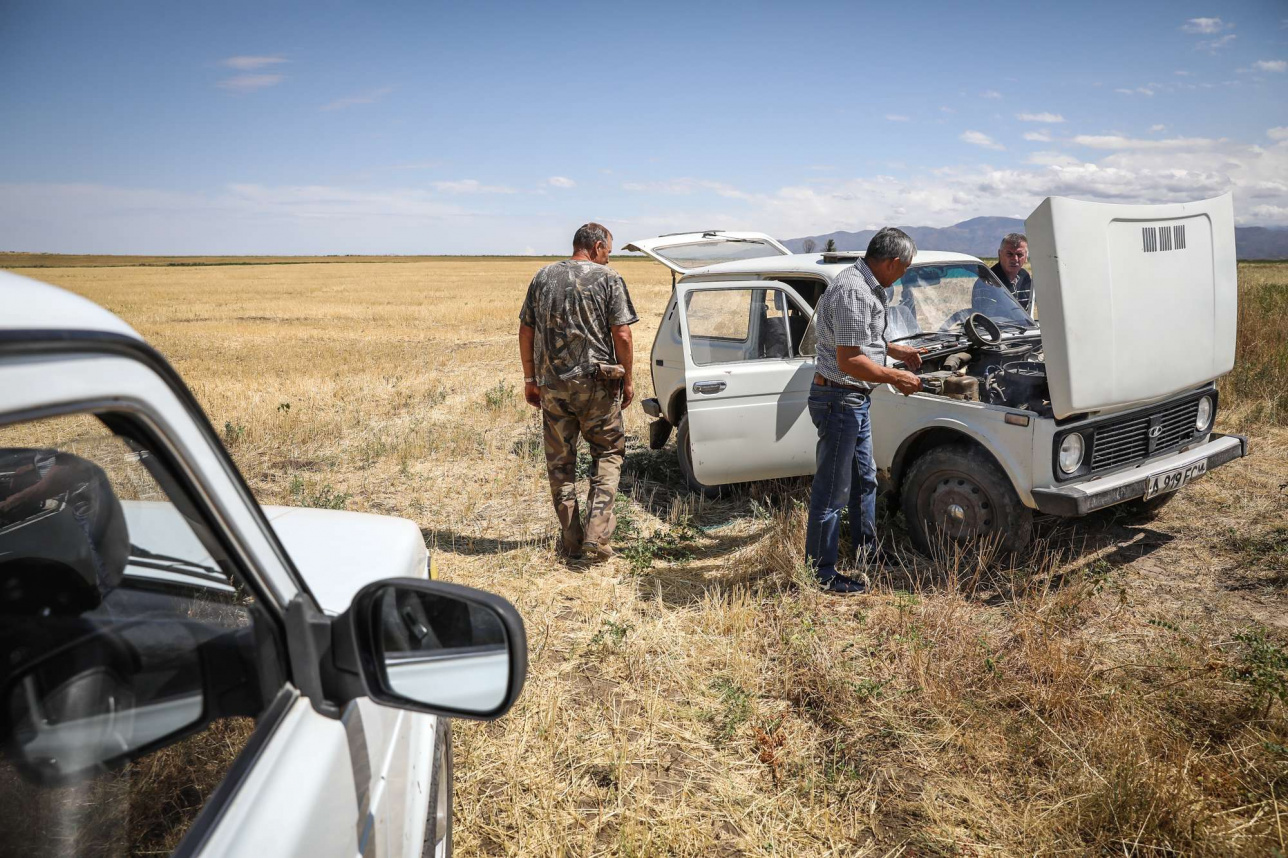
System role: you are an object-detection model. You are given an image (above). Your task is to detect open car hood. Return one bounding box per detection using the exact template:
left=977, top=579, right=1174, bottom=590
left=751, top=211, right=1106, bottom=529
left=623, top=230, right=791, bottom=274
left=1026, top=194, right=1237, bottom=419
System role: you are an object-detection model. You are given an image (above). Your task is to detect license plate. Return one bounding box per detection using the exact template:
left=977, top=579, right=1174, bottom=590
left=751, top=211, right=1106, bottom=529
left=1144, top=460, right=1207, bottom=499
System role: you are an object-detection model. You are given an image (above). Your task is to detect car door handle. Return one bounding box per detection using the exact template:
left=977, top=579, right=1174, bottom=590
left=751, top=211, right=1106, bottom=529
left=692, top=381, right=726, bottom=395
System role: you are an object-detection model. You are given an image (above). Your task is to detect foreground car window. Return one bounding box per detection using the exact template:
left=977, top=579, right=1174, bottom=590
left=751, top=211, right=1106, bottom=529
left=0, top=413, right=282, bottom=857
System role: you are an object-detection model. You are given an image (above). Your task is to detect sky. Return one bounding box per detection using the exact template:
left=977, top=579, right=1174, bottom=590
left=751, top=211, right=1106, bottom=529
left=1, top=0, right=1286, bottom=255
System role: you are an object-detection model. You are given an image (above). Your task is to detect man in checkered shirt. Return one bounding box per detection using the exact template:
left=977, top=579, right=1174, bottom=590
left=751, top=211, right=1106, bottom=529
left=806, top=227, right=925, bottom=594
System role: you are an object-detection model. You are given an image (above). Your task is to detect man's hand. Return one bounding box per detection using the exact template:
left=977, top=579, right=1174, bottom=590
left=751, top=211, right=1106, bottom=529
left=621, top=380, right=635, bottom=409
left=524, top=380, right=541, bottom=408
left=888, top=342, right=927, bottom=371
left=889, top=369, right=922, bottom=396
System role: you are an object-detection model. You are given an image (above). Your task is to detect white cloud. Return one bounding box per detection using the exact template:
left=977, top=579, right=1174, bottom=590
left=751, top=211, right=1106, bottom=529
left=960, top=130, right=1005, bottom=150
left=1023, top=130, right=1053, bottom=143
left=621, top=178, right=752, bottom=199
left=221, top=56, right=286, bottom=71
left=1114, top=86, right=1156, bottom=96
left=939, top=106, right=956, bottom=114
left=431, top=179, right=516, bottom=194
left=1026, top=151, right=1080, bottom=167
left=1150, top=124, right=1167, bottom=133
left=981, top=90, right=1002, bottom=99
left=885, top=114, right=910, bottom=122
left=1182, top=17, right=1230, bottom=34
left=1016, top=112, right=1065, bottom=123
left=321, top=87, right=393, bottom=111
left=1198, top=34, right=1236, bottom=52
left=217, top=74, right=284, bottom=92
left=1174, top=70, right=1192, bottom=76
left=1269, top=127, right=1288, bottom=141
left=547, top=176, right=576, bottom=188
left=1254, top=60, right=1287, bottom=73
left=1072, top=134, right=1220, bottom=150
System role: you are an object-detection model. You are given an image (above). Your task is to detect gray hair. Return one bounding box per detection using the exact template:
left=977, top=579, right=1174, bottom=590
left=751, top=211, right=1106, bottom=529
left=865, top=227, right=916, bottom=265
left=573, top=222, right=612, bottom=253
left=999, top=232, right=1028, bottom=252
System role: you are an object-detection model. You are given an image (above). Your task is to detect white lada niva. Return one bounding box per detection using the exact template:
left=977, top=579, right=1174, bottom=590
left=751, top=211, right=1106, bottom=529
left=629, top=194, right=1247, bottom=554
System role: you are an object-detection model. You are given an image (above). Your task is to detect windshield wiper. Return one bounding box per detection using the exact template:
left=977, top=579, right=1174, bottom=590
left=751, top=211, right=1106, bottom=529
left=129, top=544, right=226, bottom=583
left=890, top=330, right=965, bottom=344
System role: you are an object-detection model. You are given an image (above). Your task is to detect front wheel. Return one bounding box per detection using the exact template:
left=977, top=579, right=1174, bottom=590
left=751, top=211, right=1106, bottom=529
left=676, top=415, right=720, bottom=499
left=901, top=444, right=1032, bottom=556
left=423, top=718, right=453, bottom=858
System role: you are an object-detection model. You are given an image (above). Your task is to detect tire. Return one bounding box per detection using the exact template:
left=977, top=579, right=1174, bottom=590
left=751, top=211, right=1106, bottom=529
left=901, top=444, right=1032, bottom=556
left=676, top=415, right=721, bottom=499
left=423, top=718, right=453, bottom=858
left=1122, top=490, right=1179, bottom=521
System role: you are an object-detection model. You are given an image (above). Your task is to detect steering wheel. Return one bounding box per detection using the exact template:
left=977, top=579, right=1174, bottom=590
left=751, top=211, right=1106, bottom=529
left=938, top=309, right=971, bottom=332
left=963, top=313, right=1002, bottom=348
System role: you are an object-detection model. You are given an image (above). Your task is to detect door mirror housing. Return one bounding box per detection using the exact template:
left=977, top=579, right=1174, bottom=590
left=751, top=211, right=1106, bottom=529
left=341, top=579, right=526, bottom=721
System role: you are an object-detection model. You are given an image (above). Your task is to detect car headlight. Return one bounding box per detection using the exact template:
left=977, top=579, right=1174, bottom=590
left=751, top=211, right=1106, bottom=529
left=1058, top=433, right=1084, bottom=474
left=1195, top=396, right=1213, bottom=432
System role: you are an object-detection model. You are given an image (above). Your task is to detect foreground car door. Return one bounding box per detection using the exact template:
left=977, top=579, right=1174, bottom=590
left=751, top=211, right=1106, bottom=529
left=0, top=346, right=427, bottom=858
left=676, top=280, right=818, bottom=484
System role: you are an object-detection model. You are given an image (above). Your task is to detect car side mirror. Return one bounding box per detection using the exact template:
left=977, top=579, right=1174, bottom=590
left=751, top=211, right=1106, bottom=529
left=344, top=579, right=526, bottom=720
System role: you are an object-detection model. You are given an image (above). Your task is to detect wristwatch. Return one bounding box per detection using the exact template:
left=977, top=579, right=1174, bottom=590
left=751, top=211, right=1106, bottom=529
left=523, top=376, right=536, bottom=384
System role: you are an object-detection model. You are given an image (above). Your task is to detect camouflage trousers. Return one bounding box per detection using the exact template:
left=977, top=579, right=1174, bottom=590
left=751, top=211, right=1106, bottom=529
left=540, top=376, right=625, bottom=555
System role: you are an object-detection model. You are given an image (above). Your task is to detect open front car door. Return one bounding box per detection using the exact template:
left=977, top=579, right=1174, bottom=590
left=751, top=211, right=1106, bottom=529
left=675, top=279, right=818, bottom=485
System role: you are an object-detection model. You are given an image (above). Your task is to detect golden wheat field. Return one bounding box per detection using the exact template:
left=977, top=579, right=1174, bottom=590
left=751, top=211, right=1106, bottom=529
left=12, top=256, right=1288, bottom=856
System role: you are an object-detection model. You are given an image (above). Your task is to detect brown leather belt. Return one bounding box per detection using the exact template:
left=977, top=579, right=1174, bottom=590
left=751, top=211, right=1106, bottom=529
left=812, top=372, right=865, bottom=390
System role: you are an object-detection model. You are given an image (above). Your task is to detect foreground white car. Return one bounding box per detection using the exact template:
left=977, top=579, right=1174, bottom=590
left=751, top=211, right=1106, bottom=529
left=0, top=273, right=526, bottom=857
left=629, top=195, right=1247, bottom=552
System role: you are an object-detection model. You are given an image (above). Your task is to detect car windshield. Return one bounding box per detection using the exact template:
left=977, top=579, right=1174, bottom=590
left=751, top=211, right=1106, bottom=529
left=884, top=263, right=1035, bottom=341
left=649, top=238, right=786, bottom=270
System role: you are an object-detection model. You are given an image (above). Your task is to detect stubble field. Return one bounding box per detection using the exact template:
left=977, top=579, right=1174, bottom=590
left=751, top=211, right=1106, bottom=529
left=13, top=256, right=1288, bottom=856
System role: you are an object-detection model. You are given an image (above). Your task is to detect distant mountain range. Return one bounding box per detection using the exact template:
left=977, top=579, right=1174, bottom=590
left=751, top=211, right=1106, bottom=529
left=784, top=216, right=1288, bottom=260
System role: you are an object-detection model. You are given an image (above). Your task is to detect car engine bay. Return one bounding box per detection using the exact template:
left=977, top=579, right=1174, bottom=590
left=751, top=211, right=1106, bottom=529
left=901, top=313, right=1052, bottom=416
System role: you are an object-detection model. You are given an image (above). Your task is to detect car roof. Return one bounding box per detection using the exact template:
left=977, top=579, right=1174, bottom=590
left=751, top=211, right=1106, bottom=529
left=679, top=250, right=986, bottom=279
left=0, top=269, right=141, bottom=340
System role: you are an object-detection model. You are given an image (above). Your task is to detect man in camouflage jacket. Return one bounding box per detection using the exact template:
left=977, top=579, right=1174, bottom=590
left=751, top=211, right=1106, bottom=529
left=519, top=223, right=638, bottom=562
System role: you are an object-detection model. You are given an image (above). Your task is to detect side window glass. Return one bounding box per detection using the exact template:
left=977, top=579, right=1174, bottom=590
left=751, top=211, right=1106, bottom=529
left=685, top=288, right=799, bottom=365
left=799, top=316, right=818, bottom=357
left=0, top=413, right=283, bottom=857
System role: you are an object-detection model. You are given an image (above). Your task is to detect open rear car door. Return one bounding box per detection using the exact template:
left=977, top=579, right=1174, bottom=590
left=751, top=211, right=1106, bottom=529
left=624, top=231, right=791, bottom=275
left=675, top=279, right=818, bottom=485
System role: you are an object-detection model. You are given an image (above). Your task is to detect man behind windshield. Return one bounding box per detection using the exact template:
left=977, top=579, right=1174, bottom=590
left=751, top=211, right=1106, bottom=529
left=991, top=232, right=1033, bottom=313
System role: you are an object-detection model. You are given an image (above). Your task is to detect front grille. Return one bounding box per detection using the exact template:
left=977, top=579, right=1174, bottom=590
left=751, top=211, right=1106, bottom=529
left=1088, top=397, right=1203, bottom=472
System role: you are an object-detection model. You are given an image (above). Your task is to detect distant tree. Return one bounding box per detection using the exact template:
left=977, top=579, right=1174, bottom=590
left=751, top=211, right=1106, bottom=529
left=824, top=238, right=837, bottom=253
left=801, top=238, right=816, bottom=253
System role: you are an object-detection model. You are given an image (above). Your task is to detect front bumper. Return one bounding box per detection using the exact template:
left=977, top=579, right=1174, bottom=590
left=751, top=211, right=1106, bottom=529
left=1030, top=432, right=1247, bottom=516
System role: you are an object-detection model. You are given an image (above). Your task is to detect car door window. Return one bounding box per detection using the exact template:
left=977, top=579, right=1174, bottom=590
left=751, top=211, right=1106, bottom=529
left=0, top=412, right=285, bottom=858
left=685, top=288, right=794, bottom=365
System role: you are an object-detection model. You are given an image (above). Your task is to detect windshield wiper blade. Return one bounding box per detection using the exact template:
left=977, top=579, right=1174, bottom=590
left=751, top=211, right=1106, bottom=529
left=890, top=330, right=965, bottom=344
left=129, top=544, right=225, bottom=582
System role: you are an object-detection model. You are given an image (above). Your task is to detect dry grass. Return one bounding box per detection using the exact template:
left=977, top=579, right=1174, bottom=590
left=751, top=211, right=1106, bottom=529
left=15, top=258, right=1288, bottom=856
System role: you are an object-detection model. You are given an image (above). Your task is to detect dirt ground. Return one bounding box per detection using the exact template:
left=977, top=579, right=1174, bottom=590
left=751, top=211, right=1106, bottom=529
left=12, top=256, right=1288, bottom=856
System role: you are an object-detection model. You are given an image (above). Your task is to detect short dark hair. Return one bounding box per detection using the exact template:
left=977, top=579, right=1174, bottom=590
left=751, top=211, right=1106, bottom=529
left=865, top=227, right=916, bottom=264
left=573, top=222, right=612, bottom=253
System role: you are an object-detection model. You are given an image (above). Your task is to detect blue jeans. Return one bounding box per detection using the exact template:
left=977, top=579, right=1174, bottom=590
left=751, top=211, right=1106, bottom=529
left=805, top=383, right=878, bottom=581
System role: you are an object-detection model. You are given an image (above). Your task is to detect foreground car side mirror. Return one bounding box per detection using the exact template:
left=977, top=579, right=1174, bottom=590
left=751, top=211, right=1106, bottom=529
left=339, top=579, right=527, bottom=720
